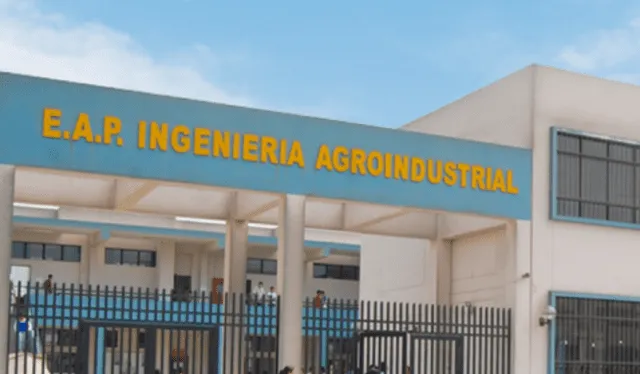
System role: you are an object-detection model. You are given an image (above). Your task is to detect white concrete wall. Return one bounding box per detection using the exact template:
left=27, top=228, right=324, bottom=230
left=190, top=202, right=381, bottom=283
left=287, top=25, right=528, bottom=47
left=527, top=66, right=640, bottom=374
left=402, top=66, right=534, bottom=149
left=358, top=234, right=436, bottom=304
left=450, top=228, right=509, bottom=306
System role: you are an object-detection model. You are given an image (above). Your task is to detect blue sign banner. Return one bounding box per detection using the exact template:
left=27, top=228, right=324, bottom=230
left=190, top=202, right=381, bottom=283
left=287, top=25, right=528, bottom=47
left=0, top=73, right=532, bottom=219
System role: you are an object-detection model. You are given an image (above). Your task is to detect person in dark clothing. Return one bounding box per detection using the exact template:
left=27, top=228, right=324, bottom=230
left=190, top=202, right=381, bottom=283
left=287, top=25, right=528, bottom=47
left=43, top=274, right=53, bottom=294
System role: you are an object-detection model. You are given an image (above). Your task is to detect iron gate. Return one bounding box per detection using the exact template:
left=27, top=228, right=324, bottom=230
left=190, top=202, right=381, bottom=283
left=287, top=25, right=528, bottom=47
left=303, top=299, right=512, bottom=374
left=74, top=320, right=220, bottom=374
left=356, top=331, right=463, bottom=374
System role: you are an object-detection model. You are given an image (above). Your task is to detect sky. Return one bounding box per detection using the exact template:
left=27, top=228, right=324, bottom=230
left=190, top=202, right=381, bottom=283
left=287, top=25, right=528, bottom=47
left=2, top=0, right=640, bottom=128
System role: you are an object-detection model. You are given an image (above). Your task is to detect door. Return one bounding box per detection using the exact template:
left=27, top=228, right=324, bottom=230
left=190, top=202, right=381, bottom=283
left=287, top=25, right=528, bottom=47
left=409, top=333, right=463, bottom=374
left=356, top=331, right=464, bottom=374
left=77, top=323, right=157, bottom=374
left=211, top=278, right=224, bottom=304
left=357, top=331, right=407, bottom=374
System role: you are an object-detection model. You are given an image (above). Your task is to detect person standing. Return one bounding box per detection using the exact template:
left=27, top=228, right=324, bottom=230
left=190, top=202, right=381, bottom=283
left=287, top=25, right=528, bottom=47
left=43, top=274, right=54, bottom=294
left=252, top=282, right=266, bottom=304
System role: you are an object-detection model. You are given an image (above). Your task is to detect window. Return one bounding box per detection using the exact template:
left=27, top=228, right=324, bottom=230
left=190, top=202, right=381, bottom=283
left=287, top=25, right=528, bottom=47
left=554, top=296, right=640, bottom=372
left=105, top=248, right=156, bottom=267
left=313, top=264, right=359, bottom=281
left=246, top=258, right=277, bottom=275
left=554, top=130, right=640, bottom=224
left=11, top=241, right=81, bottom=262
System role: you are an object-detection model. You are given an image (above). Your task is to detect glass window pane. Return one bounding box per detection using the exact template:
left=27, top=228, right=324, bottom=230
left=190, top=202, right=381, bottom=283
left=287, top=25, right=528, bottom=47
left=341, top=266, right=357, bottom=280
left=139, top=251, right=156, bottom=267
left=11, top=242, right=25, bottom=259
left=262, top=260, right=277, bottom=275
left=557, top=154, right=580, bottom=199
left=26, top=243, right=44, bottom=260
left=247, top=259, right=262, bottom=274
left=557, top=134, right=580, bottom=152
left=62, top=246, right=81, bottom=262
left=582, top=138, right=607, bottom=157
left=313, top=264, right=327, bottom=278
left=105, top=249, right=121, bottom=264
left=121, top=250, right=138, bottom=265
left=609, top=162, right=634, bottom=206
left=44, top=244, right=62, bottom=261
left=609, top=143, right=634, bottom=162
left=327, top=265, right=341, bottom=279
left=581, top=158, right=607, bottom=202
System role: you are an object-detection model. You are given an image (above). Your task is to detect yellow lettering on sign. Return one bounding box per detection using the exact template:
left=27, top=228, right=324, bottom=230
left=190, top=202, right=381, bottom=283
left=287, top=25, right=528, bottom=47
left=40, top=109, right=521, bottom=197
left=72, top=113, right=94, bottom=142
left=42, top=108, right=62, bottom=139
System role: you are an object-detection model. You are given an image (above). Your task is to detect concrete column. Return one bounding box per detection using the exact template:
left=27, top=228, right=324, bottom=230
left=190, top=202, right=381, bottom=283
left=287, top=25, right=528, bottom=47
left=506, top=220, right=532, bottom=374
left=277, top=194, right=305, bottom=370
left=199, top=246, right=211, bottom=294
left=223, top=220, right=249, bottom=294
left=79, top=242, right=90, bottom=286
left=0, top=164, right=15, bottom=372
left=156, top=240, right=176, bottom=293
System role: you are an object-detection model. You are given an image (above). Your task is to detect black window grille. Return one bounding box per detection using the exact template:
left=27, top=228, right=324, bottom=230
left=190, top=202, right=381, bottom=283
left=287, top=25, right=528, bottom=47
left=313, top=264, right=359, bottom=281
left=105, top=248, right=156, bottom=267
left=555, top=131, right=640, bottom=224
left=246, top=258, right=277, bottom=275
left=554, top=296, right=640, bottom=373
left=11, top=241, right=81, bottom=262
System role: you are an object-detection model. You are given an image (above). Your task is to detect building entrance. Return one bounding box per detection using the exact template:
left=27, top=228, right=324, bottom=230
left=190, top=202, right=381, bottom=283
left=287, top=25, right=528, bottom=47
left=75, top=321, right=220, bottom=374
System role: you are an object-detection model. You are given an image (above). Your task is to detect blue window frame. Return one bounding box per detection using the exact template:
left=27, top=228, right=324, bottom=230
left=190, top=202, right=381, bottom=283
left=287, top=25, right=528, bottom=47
left=552, top=128, right=640, bottom=226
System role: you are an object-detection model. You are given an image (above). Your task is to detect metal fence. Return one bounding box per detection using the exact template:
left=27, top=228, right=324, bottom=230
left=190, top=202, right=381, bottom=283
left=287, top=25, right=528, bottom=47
left=8, top=283, right=513, bottom=374
left=303, top=298, right=512, bottom=374
left=8, top=282, right=278, bottom=374
left=554, top=296, right=640, bottom=374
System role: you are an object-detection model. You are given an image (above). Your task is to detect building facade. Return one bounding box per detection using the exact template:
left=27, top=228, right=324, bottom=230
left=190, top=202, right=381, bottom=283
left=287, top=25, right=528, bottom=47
left=5, top=66, right=636, bottom=374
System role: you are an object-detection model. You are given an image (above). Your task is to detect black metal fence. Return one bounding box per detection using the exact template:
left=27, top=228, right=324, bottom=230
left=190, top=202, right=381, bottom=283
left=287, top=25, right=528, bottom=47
left=303, top=298, right=512, bottom=374
left=554, top=296, right=640, bottom=374
left=8, top=282, right=278, bottom=374
left=7, top=283, right=513, bottom=374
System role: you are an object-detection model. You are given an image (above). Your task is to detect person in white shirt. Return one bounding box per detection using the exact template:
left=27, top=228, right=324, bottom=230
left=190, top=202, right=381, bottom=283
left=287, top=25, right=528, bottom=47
left=252, top=282, right=266, bottom=304
left=267, top=286, right=278, bottom=305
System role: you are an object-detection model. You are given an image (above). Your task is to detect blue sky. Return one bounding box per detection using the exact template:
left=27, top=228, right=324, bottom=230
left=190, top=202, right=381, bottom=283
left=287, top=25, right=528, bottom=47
left=2, top=0, right=640, bottom=127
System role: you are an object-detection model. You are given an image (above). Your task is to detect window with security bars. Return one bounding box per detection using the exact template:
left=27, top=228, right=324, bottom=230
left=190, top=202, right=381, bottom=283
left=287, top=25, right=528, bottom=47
left=555, top=131, right=640, bottom=224
left=554, top=296, right=640, bottom=373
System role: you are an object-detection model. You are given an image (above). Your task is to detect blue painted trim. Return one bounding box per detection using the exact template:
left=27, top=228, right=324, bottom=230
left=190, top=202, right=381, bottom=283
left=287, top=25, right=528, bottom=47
left=553, top=214, right=640, bottom=231
left=13, top=216, right=224, bottom=241
left=12, top=215, right=361, bottom=252
left=218, top=327, right=224, bottom=374
left=96, top=327, right=105, bottom=373
left=550, top=127, right=559, bottom=221
left=550, top=290, right=640, bottom=302
left=548, top=292, right=557, bottom=374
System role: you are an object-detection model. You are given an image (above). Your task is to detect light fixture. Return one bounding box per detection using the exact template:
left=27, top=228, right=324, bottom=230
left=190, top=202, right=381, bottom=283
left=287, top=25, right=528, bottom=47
left=248, top=222, right=278, bottom=230
left=175, top=216, right=226, bottom=225
left=13, top=202, right=60, bottom=211
left=539, top=305, right=557, bottom=326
